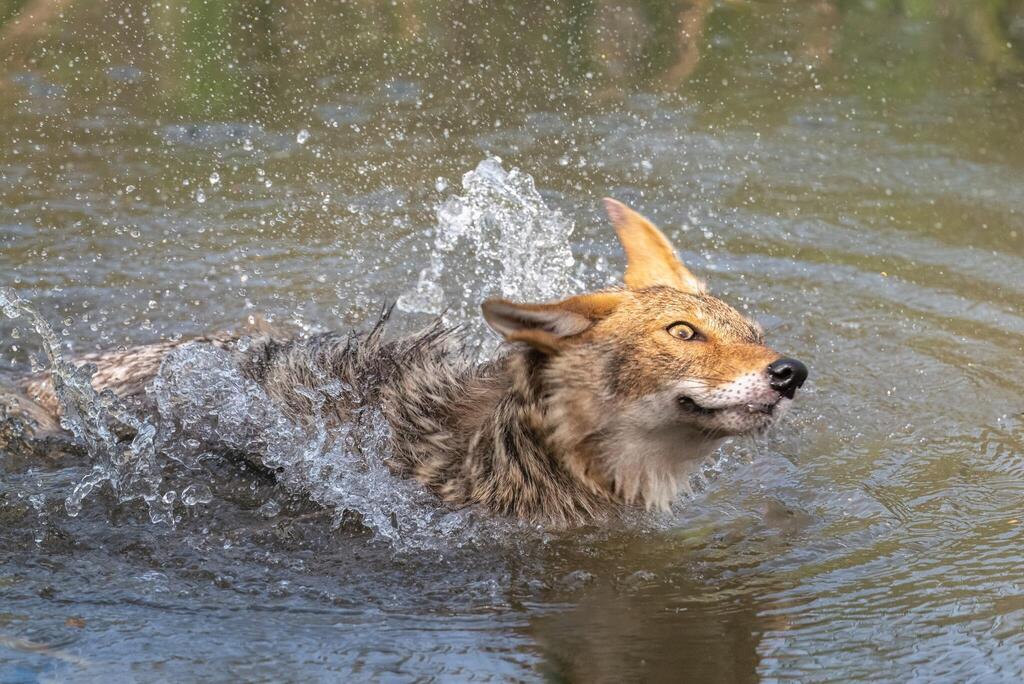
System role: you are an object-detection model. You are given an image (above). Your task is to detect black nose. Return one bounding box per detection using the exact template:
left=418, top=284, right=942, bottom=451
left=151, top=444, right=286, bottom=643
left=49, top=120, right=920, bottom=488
left=766, top=358, right=808, bottom=399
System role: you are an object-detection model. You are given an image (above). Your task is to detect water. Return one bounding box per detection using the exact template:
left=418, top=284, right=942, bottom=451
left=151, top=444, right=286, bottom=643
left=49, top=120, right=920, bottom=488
left=2, top=0, right=1024, bottom=681
left=0, top=288, right=168, bottom=524
left=148, top=339, right=506, bottom=550
left=398, top=156, right=578, bottom=353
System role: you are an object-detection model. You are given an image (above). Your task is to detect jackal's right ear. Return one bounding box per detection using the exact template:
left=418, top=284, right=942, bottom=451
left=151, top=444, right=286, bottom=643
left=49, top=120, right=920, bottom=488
left=481, top=292, right=624, bottom=354
left=604, top=198, right=705, bottom=294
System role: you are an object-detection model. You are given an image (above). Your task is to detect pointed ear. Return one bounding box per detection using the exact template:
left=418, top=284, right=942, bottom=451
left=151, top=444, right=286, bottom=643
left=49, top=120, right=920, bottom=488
left=481, top=291, right=624, bottom=354
left=603, top=198, right=705, bottom=294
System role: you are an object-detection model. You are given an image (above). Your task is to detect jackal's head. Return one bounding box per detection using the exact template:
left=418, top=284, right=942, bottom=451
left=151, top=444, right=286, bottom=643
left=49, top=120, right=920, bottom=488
left=481, top=199, right=808, bottom=510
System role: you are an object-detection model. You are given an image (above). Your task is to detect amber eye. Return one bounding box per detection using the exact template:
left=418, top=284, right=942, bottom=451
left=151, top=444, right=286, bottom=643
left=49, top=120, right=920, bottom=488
left=667, top=322, right=697, bottom=340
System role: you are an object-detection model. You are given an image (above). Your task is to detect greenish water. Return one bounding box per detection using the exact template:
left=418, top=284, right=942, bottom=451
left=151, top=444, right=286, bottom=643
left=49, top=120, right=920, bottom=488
left=2, top=1, right=1024, bottom=681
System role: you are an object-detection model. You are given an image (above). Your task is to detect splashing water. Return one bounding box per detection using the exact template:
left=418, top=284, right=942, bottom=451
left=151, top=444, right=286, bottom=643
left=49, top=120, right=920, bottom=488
left=1, top=158, right=577, bottom=546
left=0, top=161, right=667, bottom=548
left=151, top=343, right=498, bottom=549
left=398, top=156, right=579, bottom=351
left=1, top=289, right=511, bottom=548
left=0, top=288, right=172, bottom=524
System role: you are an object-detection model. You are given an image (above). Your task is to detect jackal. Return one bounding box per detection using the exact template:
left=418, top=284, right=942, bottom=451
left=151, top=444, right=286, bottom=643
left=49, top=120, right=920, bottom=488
left=3, top=200, right=807, bottom=524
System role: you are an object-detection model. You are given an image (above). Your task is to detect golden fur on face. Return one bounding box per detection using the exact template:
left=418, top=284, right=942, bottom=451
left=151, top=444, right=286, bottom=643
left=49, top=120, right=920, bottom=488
left=482, top=200, right=804, bottom=509
left=573, top=286, right=784, bottom=435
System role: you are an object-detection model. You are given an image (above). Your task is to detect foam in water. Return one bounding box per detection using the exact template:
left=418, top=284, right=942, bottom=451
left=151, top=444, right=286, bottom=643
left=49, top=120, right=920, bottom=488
left=398, top=156, right=579, bottom=352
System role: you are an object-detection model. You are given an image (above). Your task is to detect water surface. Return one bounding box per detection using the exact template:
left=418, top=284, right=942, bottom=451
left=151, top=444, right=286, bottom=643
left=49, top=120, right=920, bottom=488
left=2, top=1, right=1024, bottom=681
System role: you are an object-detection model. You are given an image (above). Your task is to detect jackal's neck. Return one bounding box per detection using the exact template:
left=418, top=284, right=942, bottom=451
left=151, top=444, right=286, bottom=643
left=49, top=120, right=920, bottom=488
left=379, top=343, right=614, bottom=524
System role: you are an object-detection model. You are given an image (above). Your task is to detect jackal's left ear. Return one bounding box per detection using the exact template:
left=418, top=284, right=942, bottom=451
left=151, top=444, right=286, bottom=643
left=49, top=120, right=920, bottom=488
left=604, top=198, right=705, bottom=294
left=481, top=291, right=624, bottom=354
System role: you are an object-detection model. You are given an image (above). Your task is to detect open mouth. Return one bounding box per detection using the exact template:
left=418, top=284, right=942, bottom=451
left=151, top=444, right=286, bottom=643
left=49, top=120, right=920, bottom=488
left=678, top=395, right=780, bottom=417
left=745, top=401, right=778, bottom=416
left=677, top=396, right=718, bottom=416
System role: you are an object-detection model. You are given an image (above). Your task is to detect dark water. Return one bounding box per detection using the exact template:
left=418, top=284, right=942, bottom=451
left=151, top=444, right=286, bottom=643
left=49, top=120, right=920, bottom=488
left=2, top=1, right=1024, bottom=681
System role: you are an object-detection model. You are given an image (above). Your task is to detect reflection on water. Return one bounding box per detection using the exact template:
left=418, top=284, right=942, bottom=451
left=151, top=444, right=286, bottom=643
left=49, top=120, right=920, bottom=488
left=2, top=0, right=1024, bottom=681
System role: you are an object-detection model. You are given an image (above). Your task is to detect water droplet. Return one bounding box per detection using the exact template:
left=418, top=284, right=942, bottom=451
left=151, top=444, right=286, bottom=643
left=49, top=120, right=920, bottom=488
left=181, top=483, right=213, bottom=506
left=209, top=171, right=220, bottom=186
left=296, top=129, right=310, bottom=145
left=195, top=188, right=206, bottom=203
left=435, top=177, right=448, bottom=192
